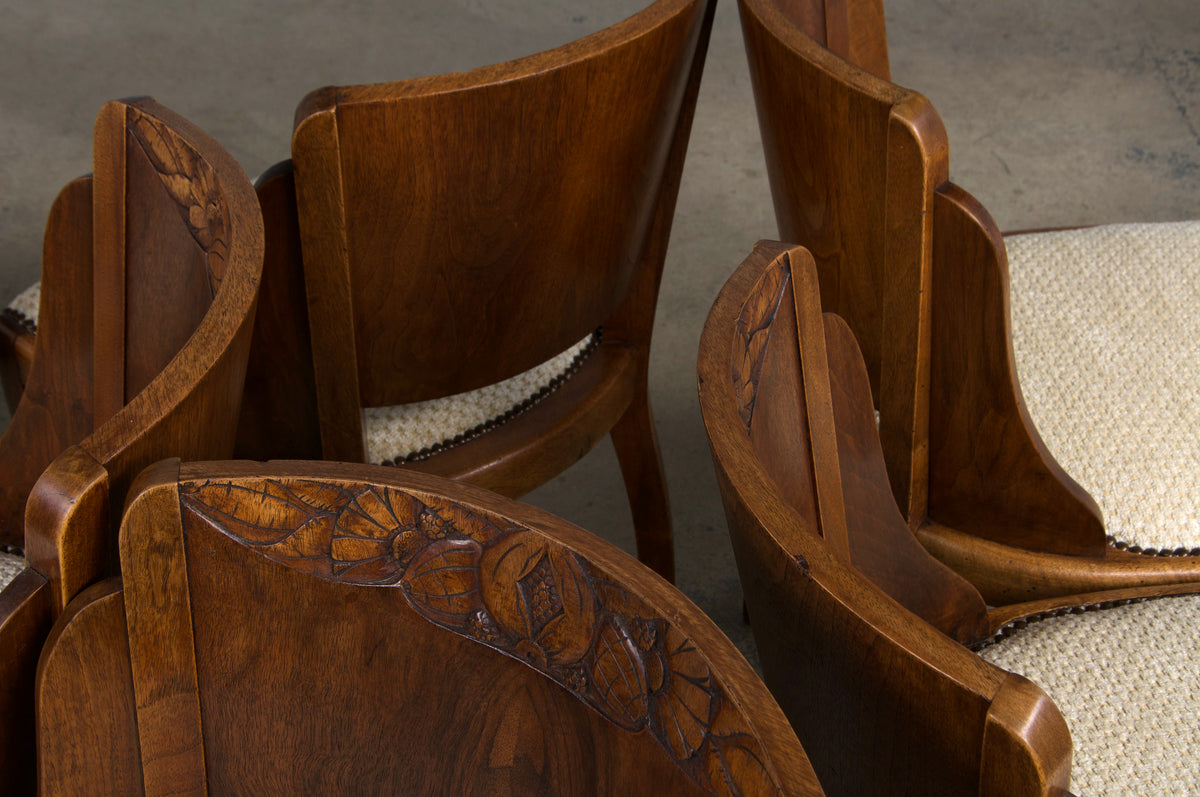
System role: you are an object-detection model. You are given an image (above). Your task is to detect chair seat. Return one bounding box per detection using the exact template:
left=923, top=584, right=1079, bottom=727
left=364, top=331, right=600, bottom=465
left=0, top=550, right=23, bottom=591
left=3, top=282, right=39, bottom=333
left=1007, top=221, right=1200, bottom=554
left=979, top=592, right=1200, bottom=795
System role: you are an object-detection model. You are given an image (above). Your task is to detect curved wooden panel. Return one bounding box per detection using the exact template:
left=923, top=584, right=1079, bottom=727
left=0, top=178, right=95, bottom=550
left=0, top=569, right=54, bottom=796
left=81, top=97, right=263, bottom=508
left=294, top=0, right=709, bottom=408
left=928, top=186, right=1104, bottom=555
left=102, top=461, right=824, bottom=794
left=36, top=579, right=142, bottom=797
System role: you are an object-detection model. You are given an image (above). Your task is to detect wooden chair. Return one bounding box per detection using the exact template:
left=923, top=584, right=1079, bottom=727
left=0, top=285, right=37, bottom=411
left=36, top=459, right=823, bottom=796
left=736, top=0, right=1200, bottom=603
left=233, top=0, right=718, bottom=584
left=698, top=242, right=1200, bottom=796
left=0, top=97, right=263, bottom=794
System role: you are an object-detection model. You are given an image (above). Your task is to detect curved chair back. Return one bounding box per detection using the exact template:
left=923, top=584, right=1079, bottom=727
left=738, top=0, right=1102, bottom=555
left=37, top=460, right=824, bottom=796
left=290, top=0, right=714, bottom=460
left=698, top=242, right=1072, bottom=796
left=0, top=97, right=262, bottom=794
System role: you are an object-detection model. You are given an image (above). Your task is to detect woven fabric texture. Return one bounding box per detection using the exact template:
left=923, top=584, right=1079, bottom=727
left=1006, top=221, right=1200, bottom=553
left=364, top=332, right=598, bottom=465
left=979, top=594, right=1200, bottom=795
left=0, top=550, right=23, bottom=591
left=6, top=281, right=39, bottom=329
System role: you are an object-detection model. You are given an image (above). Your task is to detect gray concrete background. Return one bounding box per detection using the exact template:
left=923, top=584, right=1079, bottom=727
left=1, top=1, right=1197, bottom=665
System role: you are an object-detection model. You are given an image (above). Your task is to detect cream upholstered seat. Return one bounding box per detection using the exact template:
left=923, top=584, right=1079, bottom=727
left=0, top=550, right=21, bottom=591
left=7, top=291, right=605, bottom=470
left=365, top=331, right=600, bottom=465
left=1007, top=221, right=1200, bottom=555
left=3, top=283, right=39, bottom=332
left=980, top=593, right=1200, bottom=795
left=0, top=281, right=41, bottom=410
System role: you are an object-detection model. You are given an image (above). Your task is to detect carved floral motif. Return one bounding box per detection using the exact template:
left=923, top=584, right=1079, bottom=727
left=180, top=478, right=782, bottom=796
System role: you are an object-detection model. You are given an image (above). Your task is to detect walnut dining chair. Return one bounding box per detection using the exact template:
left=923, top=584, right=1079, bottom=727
left=699, top=242, right=1200, bottom=796
left=36, top=458, right=823, bottom=796
left=0, top=97, right=263, bottom=794
left=737, top=0, right=1200, bottom=603
left=231, top=0, right=718, bottom=584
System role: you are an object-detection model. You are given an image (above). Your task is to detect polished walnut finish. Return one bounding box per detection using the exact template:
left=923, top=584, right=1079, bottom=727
left=234, top=0, right=717, bottom=583
left=0, top=98, right=263, bottom=795
left=738, top=0, right=1200, bottom=601
left=701, top=242, right=1199, bottom=795
left=37, top=459, right=823, bottom=796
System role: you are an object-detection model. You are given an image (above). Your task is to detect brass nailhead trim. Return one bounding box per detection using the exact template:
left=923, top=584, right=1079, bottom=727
left=383, top=328, right=604, bottom=466
left=1109, top=536, right=1200, bottom=558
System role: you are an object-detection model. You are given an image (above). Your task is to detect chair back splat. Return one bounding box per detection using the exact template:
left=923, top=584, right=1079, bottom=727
left=236, top=0, right=717, bottom=582
left=37, top=460, right=825, bottom=796
left=0, top=97, right=262, bottom=794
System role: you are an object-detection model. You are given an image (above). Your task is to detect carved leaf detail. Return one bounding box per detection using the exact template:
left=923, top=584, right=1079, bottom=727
left=415, top=494, right=512, bottom=547
left=128, top=107, right=229, bottom=294
left=181, top=480, right=345, bottom=576
left=733, top=258, right=791, bottom=429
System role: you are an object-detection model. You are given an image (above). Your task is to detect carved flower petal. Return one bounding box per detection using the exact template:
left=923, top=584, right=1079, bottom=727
left=417, top=494, right=511, bottom=545
left=650, top=624, right=716, bottom=762
left=336, top=486, right=418, bottom=543
left=704, top=733, right=782, bottom=797
left=333, top=556, right=408, bottom=586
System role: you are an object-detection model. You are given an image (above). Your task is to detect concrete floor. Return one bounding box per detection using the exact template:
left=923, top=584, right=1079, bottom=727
left=1, top=0, right=1197, bottom=667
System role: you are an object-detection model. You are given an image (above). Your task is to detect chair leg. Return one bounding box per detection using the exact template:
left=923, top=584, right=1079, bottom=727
left=610, top=386, right=674, bottom=583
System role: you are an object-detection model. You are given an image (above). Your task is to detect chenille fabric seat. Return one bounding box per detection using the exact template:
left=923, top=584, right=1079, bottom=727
left=4, top=283, right=38, bottom=332
left=979, top=593, right=1200, bottom=795
left=0, top=550, right=20, bottom=591
left=364, top=331, right=600, bottom=465
left=0, top=282, right=40, bottom=410
left=1006, top=221, right=1200, bottom=555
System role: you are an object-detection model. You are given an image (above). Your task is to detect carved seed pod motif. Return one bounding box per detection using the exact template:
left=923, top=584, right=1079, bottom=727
left=400, top=539, right=486, bottom=629
left=587, top=615, right=651, bottom=729
left=477, top=531, right=597, bottom=669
